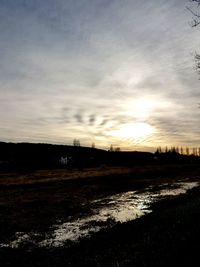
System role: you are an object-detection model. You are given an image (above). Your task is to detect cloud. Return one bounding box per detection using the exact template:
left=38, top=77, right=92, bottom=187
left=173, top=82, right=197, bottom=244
left=0, top=0, right=200, bottom=150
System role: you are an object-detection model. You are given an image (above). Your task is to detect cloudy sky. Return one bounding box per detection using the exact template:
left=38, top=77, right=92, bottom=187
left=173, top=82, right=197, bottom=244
left=0, top=0, right=200, bottom=151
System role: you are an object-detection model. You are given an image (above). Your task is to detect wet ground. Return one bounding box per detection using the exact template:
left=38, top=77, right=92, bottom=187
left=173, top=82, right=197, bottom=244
left=0, top=178, right=199, bottom=249
left=1, top=164, right=200, bottom=266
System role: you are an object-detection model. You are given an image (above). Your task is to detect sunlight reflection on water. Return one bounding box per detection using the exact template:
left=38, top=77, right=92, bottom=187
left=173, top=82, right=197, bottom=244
left=1, top=181, right=199, bottom=248
left=40, top=181, right=199, bottom=247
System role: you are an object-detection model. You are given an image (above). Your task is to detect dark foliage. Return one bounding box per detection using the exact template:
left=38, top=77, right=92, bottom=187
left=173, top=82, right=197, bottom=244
left=0, top=142, right=199, bottom=172
left=0, top=142, right=154, bottom=171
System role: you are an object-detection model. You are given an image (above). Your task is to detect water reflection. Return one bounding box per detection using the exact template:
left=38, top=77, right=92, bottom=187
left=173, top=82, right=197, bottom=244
left=1, top=181, right=199, bottom=248
left=40, top=191, right=152, bottom=247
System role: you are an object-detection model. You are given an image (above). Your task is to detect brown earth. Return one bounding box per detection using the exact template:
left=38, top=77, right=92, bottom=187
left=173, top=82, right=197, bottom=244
left=0, top=164, right=200, bottom=266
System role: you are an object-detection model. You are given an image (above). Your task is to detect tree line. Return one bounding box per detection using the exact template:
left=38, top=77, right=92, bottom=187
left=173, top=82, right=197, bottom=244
left=156, top=146, right=200, bottom=156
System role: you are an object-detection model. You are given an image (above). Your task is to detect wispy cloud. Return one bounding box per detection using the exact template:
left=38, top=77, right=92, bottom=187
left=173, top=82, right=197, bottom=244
left=0, top=0, right=199, bottom=150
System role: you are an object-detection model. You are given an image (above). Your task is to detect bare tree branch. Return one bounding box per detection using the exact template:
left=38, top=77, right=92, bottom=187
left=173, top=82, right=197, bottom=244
left=186, top=5, right=200, bottom=27
left=189, top=0, right=200, bottom=6
left=186, top=5, right=200, bottom=18
left=187, top=1, right=200, bottom=73
left=195, top=52, right=200, bottom=72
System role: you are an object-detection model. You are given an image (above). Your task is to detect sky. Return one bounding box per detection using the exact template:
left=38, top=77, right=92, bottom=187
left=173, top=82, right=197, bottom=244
left=0, top=0, right=200, bottom=152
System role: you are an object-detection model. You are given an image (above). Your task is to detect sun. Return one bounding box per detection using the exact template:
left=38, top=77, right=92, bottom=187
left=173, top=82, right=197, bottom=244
left=110, top=122, right=154, bottom=142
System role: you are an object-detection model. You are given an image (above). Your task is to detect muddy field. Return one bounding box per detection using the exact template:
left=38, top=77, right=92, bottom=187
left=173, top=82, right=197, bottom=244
left=0, top=164, right=200, bottom=266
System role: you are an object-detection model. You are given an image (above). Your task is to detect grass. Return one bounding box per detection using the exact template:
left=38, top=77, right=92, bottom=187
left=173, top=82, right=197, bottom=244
left=0, top=164, right=198, bottom=186
left=0, top=163, right=200, bottom=266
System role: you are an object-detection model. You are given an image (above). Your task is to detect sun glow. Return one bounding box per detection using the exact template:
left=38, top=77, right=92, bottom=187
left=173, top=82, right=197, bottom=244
left=110, top=122, right=154, bottom=142
left=124, top=97, right=172, bottom=120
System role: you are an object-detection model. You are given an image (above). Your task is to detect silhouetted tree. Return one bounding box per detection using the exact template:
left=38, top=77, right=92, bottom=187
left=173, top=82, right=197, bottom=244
left=170, top=146, right=176, bottom=154
left=187, top=0, right=200, bottom=27
left=175, top=147, right=180, bottom=154
left=91, top=142, right=95, bottom=149
left=109, top=145, right=114, bottom=152
left=193, top=147, right=198, bottom=156
left=187, top=0, right=200, bottom=73
left=180, top=147, right=184, bottom=155
left=155, top=146, right=162, bottom=154
left=73, top=139, right=80, bottom=146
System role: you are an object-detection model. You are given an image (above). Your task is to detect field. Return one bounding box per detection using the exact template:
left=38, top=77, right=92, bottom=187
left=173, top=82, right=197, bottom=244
left=0, top=164, right=200, bottom=266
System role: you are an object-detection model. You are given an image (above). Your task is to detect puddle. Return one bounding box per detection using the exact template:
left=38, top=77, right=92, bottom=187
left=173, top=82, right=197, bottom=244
left=0, top=181, right=199, bottom=249
left=157, top=182, right=198, bottom=196
left=40, top=191, right=152, bottom=247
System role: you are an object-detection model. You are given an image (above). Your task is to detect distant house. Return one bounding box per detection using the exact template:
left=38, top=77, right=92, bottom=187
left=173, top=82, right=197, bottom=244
left=59, top=156, right=68, bottom=166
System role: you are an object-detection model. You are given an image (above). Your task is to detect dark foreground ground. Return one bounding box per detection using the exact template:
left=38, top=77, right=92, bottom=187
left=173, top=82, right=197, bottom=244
left=1, top=164, right=200, bottom=266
